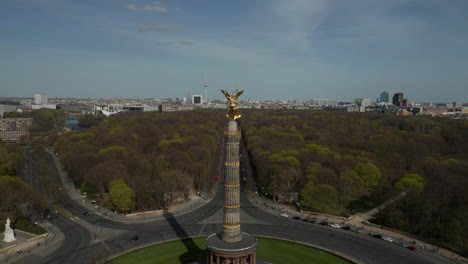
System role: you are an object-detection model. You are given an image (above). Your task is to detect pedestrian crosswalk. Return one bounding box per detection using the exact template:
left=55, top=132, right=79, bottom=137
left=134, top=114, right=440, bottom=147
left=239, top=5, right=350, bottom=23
left=34, top=229, right=64, bottom=257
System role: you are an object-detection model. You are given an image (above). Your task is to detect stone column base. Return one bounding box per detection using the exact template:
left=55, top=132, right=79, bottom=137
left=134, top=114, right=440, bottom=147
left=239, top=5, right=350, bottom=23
left=205, top=232, right=257, bottom=264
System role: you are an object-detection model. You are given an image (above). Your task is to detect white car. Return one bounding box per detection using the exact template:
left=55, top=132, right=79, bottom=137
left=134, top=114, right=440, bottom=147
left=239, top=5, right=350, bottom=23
left=280, top=213, right=288, bottom=218
left=382, top=236, right=393, bottom=243
left=330, top=223, right=341, bottom=228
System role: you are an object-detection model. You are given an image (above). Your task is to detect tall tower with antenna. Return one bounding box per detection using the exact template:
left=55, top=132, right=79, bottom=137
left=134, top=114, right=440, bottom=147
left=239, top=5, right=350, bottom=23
left=204, top=73, right=208, bottom=105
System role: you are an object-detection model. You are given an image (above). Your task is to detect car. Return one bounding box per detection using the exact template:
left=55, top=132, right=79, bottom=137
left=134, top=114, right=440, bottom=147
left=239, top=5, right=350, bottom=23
left=83, top=212, right=90, bottom=216
left=303, top=217, right=317, bottom=223
left=342, top=225, right=351, bottom=231
left=406, top=245, right=417, bottom=251
left=372, top=234, right=382, bottom=239
left=330, top=223, right=341, bottom=228
left=351, top=228, right=362, bottom=233
left=382, top=236, right=393, bottom=243
left=292, top=216, right=301, bottom=220
left=131, top=235, right=139, bottom=242
left=397, top=241, right=407, bottom=247
left=319, top=221, right=328, bottom=226
left=279, top=213, right=288, bottom=218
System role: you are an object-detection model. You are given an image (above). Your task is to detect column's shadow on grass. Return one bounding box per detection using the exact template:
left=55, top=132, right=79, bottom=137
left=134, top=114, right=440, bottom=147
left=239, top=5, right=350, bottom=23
left=163, top=212, right=207, bottom=263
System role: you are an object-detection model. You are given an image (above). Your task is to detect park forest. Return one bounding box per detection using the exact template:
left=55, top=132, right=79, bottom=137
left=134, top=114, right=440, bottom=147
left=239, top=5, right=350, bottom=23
left=239, top=109, right=468, bottom=256
left=53, top=110, right=226, bottom=212
left=1, top=108, right=467, bottom=256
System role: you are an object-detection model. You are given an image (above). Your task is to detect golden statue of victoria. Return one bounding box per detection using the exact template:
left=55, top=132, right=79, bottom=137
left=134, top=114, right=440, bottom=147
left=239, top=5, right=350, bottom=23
left=221, top=82, right=244, bottom=120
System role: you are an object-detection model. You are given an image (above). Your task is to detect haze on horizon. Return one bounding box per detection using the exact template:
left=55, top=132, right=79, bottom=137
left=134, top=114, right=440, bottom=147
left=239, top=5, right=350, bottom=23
left=1, top=0, right=467, bottom=102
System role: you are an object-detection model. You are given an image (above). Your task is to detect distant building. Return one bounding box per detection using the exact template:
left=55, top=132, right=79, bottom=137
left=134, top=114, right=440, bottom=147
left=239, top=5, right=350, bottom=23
left=392, top=92, right=404, bottom=107
left=347, top=105, right=365, bottom=112
left=380, top=91, right=389, bottom=103
left=310, top=99, right=336, bottom=106
left=453, top=102, right=463, bottom=108
left=122, top=105, right=159, bottom=112
left=32, top=104, right=57, bottom=110
left=0, top=101, right=19, bottom=117
left=0, top=130, right=29, bottom=142
left=0, top=118, right=33, bottom=142
left=395, top=109, right=412, bottom=116
left=34, top=93, right=48, bottom=105
left=192, top=95, right=202, bottom=104
left=403, top=98, right=411, bottom=107
left=0, top=118, right=33, bottom=131
left=357, top=98, right=372, bottom=107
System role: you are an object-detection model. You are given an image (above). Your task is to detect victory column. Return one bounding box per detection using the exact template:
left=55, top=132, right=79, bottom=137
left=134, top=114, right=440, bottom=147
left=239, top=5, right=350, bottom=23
left=205, top=83, right=257, bottom=264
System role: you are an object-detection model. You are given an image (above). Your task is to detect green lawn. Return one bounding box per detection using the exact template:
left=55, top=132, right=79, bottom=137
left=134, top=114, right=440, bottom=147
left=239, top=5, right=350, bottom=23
left=108, top=236, right=354, bottom=264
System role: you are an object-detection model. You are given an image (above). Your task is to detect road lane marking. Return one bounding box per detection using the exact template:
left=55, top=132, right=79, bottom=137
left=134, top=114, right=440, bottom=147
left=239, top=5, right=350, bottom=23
left=199, top=223, right=207, bottom=236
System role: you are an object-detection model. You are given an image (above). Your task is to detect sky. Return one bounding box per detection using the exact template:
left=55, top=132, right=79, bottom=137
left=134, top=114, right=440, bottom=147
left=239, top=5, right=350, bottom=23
left=1, top=0, right=468, bottom=102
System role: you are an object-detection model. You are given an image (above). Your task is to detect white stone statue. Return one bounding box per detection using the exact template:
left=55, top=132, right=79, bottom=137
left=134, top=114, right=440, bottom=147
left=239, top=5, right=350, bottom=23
left=3, top=218, right=16, bottom=243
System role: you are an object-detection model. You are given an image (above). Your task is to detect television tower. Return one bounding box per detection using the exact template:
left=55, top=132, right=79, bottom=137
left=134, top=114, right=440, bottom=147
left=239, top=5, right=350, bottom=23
left=204, top=73, right=208, bottom=105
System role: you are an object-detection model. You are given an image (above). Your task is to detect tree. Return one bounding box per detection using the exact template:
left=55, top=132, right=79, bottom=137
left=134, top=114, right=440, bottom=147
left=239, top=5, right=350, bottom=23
left=272, top=167, right=302, bottom=196
left=157, top=169, right=192, bottom=204
left=300, top=183, right=338, bottom=213
left=354, top=162, right=382, bottom=188
left=109, top=179, right=135, bottom=212
left=0, top=175, right=32, bottom=218
left=337, top=169, right=364, bottom=209
left=30, top=108, right=67, bottom=132
left=395, top=173, right=424, bottom=194
left=84, top=160, right=127, bottom=197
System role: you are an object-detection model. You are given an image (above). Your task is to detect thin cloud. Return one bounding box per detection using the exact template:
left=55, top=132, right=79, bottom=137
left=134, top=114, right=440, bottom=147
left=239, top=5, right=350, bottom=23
left=138, top=22, right=181, bottom=32
left=124, top=2, right=168, bottom=12
left=155, top=40, right=194, bottom=46
left=178, top=40, right=193, bottom=45
left=265, top=0, right=330, bottom=51
left=155, top=41, right=173, bottom=46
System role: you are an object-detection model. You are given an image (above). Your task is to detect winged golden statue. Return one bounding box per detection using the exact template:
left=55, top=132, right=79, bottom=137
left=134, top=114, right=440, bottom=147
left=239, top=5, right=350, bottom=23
left=221, top=82, right=244, bottom=120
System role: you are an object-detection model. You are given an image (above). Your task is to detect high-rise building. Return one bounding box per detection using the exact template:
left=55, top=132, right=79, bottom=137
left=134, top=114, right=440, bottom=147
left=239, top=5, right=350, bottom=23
left=34, top=93, right=48, bottom=105
left=192, top=95, right=202, bottom=104
left=403, top=98, right=411, bottom=107
left=392, top=92, right=404, bottom=107
left=380, top=91, right=389, bottom=103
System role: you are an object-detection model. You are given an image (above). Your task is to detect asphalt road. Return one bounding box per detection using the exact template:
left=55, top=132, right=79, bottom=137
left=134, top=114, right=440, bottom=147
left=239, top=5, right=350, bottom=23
left=15, top=148, right=448, bottom=264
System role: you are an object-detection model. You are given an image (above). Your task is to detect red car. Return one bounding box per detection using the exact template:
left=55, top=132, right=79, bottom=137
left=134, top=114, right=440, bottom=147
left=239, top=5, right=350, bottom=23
left=406, top=245, right=417, bottom=251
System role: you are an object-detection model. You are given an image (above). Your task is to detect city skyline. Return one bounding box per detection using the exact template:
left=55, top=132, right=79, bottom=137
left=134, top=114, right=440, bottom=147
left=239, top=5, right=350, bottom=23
left=1, top=0, right=467, bottom=102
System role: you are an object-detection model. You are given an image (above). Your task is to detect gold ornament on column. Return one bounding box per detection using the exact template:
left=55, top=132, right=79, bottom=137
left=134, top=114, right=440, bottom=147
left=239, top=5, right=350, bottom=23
left=221, top=82, right=244, bottom=120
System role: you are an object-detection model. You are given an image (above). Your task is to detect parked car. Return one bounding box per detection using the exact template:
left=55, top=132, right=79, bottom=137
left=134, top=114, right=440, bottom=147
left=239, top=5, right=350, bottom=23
left=131, top=235, right=139, bottom=242
left=319, top=221, right=328, bottom=226
left=280, top=213, right=288, bottom=218
left=303, top=217, right=317, bottom=223
left=372, top=234, right=382, bottom=239
left=292, top=216, right=301, bottom=220
left=397, top=241, right=407, bottom=247
left=351, top=228, right=362, bottom=233
left=330, top=223, right=341, bottom=228
left=341, top=225, right=351, bottom=231
left=382, top=236, right=393, bottom=243
left=83, top=212, right=90, bottom=216
left=406, top=245, right=417, bottom=251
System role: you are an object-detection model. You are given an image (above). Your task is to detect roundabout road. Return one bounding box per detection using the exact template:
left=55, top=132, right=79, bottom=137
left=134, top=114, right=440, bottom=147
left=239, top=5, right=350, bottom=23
left=40, top=178, right=443, bottom=264
left=21, top=146, right=450, bottom=264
